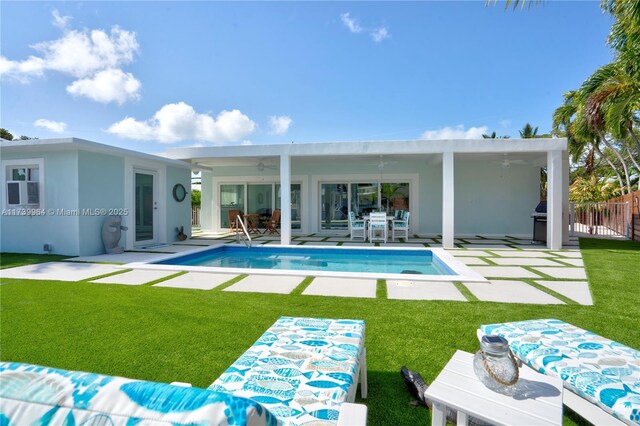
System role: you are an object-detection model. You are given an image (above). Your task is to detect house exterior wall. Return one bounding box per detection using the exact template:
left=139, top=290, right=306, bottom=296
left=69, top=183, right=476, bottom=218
left=166, top=166, right=192, bottom=242
left=200, top=156, right=541, bottom=237
left=1, top=150, right=80, bottom=255
left=454, top=157, right=540, bottom=236
left=77, top=151, right=126, bottom=256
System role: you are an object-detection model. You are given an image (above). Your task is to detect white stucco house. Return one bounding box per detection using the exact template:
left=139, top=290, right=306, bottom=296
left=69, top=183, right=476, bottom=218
left=0, top=138, right=193, bottom=256
left=166, top=137, right=570, bottom=249
left=0, top=137, right=569, bottom=256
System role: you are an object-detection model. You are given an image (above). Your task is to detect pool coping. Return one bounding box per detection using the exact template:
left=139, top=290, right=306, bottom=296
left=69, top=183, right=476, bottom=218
left=122, top=244, right=488, bottom=283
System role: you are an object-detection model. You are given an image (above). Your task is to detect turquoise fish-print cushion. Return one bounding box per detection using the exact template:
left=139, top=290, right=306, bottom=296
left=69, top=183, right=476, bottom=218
left=210, top=316, right=365, bottom=426
left=0, top=362, right=279, bottom=426
left=480, top=319, right=640, bottom=425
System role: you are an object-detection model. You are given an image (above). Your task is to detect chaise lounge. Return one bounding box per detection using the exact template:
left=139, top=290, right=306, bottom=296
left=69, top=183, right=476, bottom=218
left=480, top=319, right=640, bottom=426
left=0, top=316, right=367, bottom=426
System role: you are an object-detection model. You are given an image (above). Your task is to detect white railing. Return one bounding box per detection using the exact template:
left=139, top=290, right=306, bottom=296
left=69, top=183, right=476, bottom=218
left=235, top=215, right=252, bottom=248
left=570, top=202, right=630, bottom=239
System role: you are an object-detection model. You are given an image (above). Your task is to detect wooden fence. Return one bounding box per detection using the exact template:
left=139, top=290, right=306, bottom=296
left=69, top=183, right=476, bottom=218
left=608, top=190, right=640, bottom=242
left=192, top=206, right=200, bottom=227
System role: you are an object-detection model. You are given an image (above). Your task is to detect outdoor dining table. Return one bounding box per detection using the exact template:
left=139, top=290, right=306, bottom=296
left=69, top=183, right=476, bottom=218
left=362, top=214, right=395, bottom=242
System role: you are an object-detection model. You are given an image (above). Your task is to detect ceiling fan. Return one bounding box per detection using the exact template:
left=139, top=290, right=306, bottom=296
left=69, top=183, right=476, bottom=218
left=497, top=153, right=528, bottom=168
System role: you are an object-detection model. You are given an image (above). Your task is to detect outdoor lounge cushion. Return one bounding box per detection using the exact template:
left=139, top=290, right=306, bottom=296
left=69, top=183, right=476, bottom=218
left=481, top=319, right=640, bottom=425
left=209, top=316, right=365, bottom=426
left=0, top=361, right=279, bottom=425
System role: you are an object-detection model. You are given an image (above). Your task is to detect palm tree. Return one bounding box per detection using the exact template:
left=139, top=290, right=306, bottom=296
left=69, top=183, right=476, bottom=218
left=519, top=123, right=539, bottom=138
left=482, top=131, right=510, bottom=139
left=486, top=0, right=542, bottom=10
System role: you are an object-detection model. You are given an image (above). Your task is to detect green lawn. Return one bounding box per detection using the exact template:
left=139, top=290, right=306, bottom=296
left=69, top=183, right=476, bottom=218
left=1, top=238, right=638, bottom=425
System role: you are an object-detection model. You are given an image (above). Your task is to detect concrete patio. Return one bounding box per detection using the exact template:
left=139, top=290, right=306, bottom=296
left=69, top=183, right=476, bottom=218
left=0, top=234, right=592, bottom=306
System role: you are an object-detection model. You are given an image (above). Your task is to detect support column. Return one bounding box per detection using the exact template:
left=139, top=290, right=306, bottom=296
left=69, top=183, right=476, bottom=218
left=547, top=150, right=563, bottom=250
left=442, top=152, right=455, bottom=249
left=280, top=153, right=291, bottom=245
left=562, top=150, right=570, bottom=245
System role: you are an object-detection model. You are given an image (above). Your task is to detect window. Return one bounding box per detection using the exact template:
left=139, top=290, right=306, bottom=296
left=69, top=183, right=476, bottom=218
left=4, top=162, right=42, bottom=207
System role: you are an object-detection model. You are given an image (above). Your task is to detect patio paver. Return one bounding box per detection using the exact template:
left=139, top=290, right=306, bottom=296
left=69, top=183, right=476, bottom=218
left=459, top=244, right=513, bottom=249
left=490, top=251, right=555, bottom=258
left=154, top=272, right=237, bottom=290
left=554, top=258, right=585, bottom=267
left=551, top=251, right=583, bottom=258
left=463, top=280, right=564, bottom=304
left=223, top=275, right=303, bottom=294
left=68, top=252, right=167, bottom=263
left=447, top=250, right=491, bottom=257
left=456, top=257, right=489, bottom=266
left=0, top=262, right=121, bottom=281
left=470, top=266, right=542, bottom=279
left=91, top=270, right=176, bottom=285
left=386, top=280, right=466, bottom=301
left=534, top=280, right=593, bottom=305
left=302, top=277, right=376, bottom=298
left=532, top=267, right=588, bottom=279
left=491, top=258, right=565, bottom=266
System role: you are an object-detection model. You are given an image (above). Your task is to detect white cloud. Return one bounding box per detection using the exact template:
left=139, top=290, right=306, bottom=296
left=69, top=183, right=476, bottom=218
left=67, top=68, right=141, bottom=104
left=269, top=115, right=293, bottom=135
left=340, top=12, right=391, bottom=42
left=340, top=13, right=362, bottom=33
left=1, top=16, right=140, bottom=104
left=499, top=119, right=511, bottom=128
left=107, top=102, right=257, bottom=144
left=241, top=140, right=254, bottom=146
left=371, top=27, right=390, bottom=43
left=34, top=118, right=67, bottom=133
left=420, top=125, right=489, bottom=140
left=52, top=10, right=71, bottom=29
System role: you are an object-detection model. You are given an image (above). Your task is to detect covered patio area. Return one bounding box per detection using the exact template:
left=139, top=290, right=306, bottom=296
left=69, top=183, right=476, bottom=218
left=167, top=138, right=569, bottom=249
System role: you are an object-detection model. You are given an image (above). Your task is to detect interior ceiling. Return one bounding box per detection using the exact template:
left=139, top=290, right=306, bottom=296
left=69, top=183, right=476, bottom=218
left=192, top=152, right=547, bottom=169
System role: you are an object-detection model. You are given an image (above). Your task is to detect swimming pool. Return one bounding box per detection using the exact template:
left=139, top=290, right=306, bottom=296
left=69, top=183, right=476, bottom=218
left=129, top=245, right=487, bottom=282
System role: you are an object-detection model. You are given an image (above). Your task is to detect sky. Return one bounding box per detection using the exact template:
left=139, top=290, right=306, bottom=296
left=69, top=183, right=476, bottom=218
left=1, top=1, right=614, bottom=155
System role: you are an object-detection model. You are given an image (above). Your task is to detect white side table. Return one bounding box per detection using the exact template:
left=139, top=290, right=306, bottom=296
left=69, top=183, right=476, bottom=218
left=424, top=350, right=563, bottom=426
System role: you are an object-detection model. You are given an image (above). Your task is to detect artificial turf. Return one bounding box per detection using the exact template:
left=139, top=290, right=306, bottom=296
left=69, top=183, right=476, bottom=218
left=0, top=238, right=638, bottom=425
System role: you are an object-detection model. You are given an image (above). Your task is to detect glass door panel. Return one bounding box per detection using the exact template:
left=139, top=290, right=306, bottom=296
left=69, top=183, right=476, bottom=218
left=135, top=172, right=155, bottom=242
left=248, top=184, right=273, bottom=227
left=320, top=183, right=348, bottom=230
left=381, top=182, right=410, bottom=216
left=276, top=183, right=302, bottom=230
left=350, top=183, right=379, bottom=217
left=220, top=184, right=245, bottom=228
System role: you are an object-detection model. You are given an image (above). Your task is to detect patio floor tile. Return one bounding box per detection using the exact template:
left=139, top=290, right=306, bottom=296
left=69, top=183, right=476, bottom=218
left=341, top=242, right=374, bottom=247
left=534, top=280, right=593, bottom=305
left=295, top=237, right=327, bottom=241
left=555, top=258, right=585, bottom=267
left=91, top=270, right=175, bottom=285
left=463, top=280, right=564, bottom=304
left=459, top=244, right=513, bottom=249
left=301, top=242, right=339, bottom=246
left=447, top=250, right=491, bottom=257
left=386, top=280, right=466, bottom=301
left=0, top=262, right=121, bottom=281
left=456, top=257, right=488, bottom=265
left=68, top=252, right=167, bottom=263
left=490, top=251, right=555, bottom=258
left=551, top=251, right=583, bottom=258
left=471, top=266, right=542, bottom=279
left=458, top=239, right=510, bottom=244
left=491, top=258, right=565, bottom=266
left=154, top=272, right=237, bottom=290
left=532, top=267, right=588, bottom=279
left=224, top=275, right=303, bottom=294
left=302, top=277, right=376, bottom=298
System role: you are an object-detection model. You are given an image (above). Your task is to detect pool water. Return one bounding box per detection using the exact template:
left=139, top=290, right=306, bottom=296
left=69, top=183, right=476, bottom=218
left=154, top=246, right=455, bottom=276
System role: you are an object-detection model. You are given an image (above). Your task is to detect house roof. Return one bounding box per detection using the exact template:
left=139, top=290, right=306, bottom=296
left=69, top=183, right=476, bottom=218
left=0, top=137, right=194, bottom=169
left=165, top=138, right=567, bottom=168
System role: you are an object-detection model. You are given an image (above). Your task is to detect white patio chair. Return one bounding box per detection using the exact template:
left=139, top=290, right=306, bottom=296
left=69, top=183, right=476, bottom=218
left=392, top=211, right=410, bottom=241
left=368, top=212, right=387, bottom=243
left=348, top=211, right=366, bottom=241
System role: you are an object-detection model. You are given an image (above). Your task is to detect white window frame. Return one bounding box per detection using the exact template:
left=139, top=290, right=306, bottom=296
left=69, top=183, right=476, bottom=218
left=1, top=158, right=45, bottom=210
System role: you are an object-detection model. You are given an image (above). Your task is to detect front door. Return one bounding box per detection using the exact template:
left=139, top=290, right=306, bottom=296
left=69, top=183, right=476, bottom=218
left=135, top=170, right=158, bottom=244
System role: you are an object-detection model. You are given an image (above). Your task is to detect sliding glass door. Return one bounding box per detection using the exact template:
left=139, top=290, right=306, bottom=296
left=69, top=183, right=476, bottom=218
left=320, top=181, right=410, bottom=230
left=220, top=182, right=302, bottom=230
